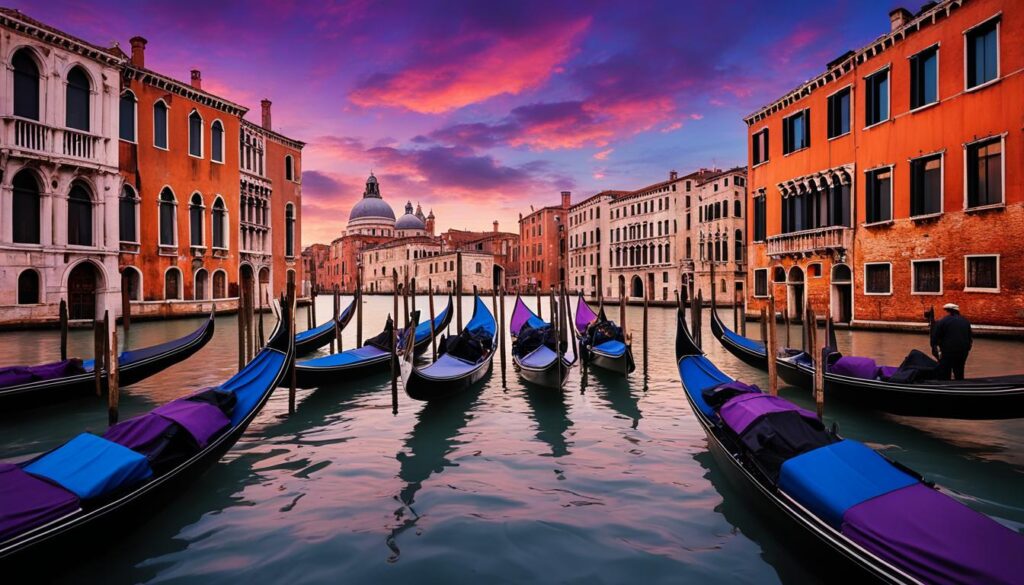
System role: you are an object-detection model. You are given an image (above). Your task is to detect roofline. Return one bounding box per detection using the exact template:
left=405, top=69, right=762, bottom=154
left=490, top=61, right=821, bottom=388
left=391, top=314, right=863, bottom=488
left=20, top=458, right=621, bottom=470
left=0, top=8, right=123, bottom=67
left=242, top=118, right=305, bottom=150
left=743, top=0, right=962, bottom=125
left=124, top=65, right=249, bottom=117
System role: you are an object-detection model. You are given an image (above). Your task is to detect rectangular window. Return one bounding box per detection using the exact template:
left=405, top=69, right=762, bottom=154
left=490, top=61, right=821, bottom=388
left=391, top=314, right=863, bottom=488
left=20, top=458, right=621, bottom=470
left=154, top=103, right=168, bottom=149
left=753, top=269, right=768, bottom=297
left=864, top=263, right=891, bottom=295
left=910, top=46, right=938, bottom=109
left=912, top=260, right=942, bottom=294
left=782, top=110, right=809, bottom=154
left=965, top=255, right=999, bottom=291
left=865, top=167, right=892, bottom=224
left=753, top=195, right=766, bottom=242
left=966, top=18, right=999, bottom=89
left=910, top=154, right=942, bottom=216
left=865, top=68, right=889, bottom=127
left=966, top=137, right=1002, bottom=208
left=752, top=128, right=769, bottom=165
left=827, top=87, right=850, bottom=138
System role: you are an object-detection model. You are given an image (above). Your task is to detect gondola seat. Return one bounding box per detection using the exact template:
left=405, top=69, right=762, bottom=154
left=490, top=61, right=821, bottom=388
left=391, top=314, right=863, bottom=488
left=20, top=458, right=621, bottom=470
left=0, top=463, right=80, bottom=540
left=0, top=360, right=85, bottom=388
left=778, top=440, right=917, bottom=529
left=840, top=482, right=1024, bottom=585
left=520, top=346, right=558, bottom=369
left=152, top=399, right=230, bottom=448
left=829, top=356, right=879, bottom=379
left=24, top=433, right=153, bottom=500
left=593, top=339, right=627, bottom=356
left=719, top=393, right=818, bottom=435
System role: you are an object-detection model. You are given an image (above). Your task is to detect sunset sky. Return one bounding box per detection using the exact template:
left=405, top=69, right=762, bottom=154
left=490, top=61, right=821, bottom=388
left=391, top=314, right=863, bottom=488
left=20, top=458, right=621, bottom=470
left=16, top=0, right=919, bottom=245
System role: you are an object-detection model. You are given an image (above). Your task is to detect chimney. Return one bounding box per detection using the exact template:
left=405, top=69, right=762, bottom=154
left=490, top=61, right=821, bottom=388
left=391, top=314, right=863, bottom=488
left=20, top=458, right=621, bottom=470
left=889, top=7, right=912, bottom=31
left=493, top=220, right=499, bottom=233
left=261, top=99, right=272, bottom=131
left=561, top=191, right=571, bottom=209
left=190, top=69, right=202, bottom=90
left=129, top=36, right=147, bottom=68
left=670, top=170, right=678, bottom=181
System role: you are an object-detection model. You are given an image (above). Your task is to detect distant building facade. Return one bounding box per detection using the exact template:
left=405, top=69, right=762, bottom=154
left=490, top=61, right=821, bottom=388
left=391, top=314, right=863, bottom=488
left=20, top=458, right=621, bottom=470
left=692, top=168, right=748, bottom=306
left=518, top=191, right=570, bottom=293
left=567, top=191, right=620, bottom=298
left=745, top=0, right=1022, bottom=331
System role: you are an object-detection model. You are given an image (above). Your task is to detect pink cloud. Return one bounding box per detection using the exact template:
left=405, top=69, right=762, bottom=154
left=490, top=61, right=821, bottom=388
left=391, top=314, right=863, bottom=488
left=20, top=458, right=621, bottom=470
left=593, top=148, right=613, bottom=160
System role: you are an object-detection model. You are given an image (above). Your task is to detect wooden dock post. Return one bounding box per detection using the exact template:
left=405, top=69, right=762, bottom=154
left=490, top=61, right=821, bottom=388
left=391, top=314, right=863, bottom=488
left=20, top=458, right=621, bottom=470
left=256, top=287, right=264, bottom=351
left=410, top=277, right=417, bottom=323
left=287, top=272, right=297, bottom=415
left=108, top=324, right=119, bottom=426
left=331, top=288, right=340, bottom=354
left=499, top=287, right=507, bottom=388
left=356, top=268, right=364, bottom=348
left=59, top=300, right=68, bottom=361
left=760, top=306, right=768, bottom=345
left=536, top=287, right=543, bottom=320
left=553, top=285, right=562, bottom=385
left=696, top=289, right=703, bottom=349
left=784, top=306, right=791, bottom=350
left=403, top=270, right=410, bottom=328
left=311, top=287, right=318, bottom=330
left=741, top=289, right=748, bottom=336
left=391, top=269, right=399, bottom=415
left=733, top=289, right=739, bottom=332
left=93, top=315, right=103, bottom=396
left=237, top=287, right=245, bottom=371
left=121, top=284, right=131, bottom=334
left=809, top=303, right=824, bottom=419
left=428, top=279, right=437, bottom=360
left=642, top=292, right=649, bottom=377
left=456, top=251, right=463, bottom=333
left=767, top=294, right=779, bottom=397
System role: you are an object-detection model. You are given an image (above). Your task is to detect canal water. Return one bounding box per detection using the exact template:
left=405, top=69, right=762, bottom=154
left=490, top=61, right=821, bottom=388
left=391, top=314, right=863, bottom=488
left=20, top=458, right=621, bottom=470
left=1, top=296, right=1022, bottom=583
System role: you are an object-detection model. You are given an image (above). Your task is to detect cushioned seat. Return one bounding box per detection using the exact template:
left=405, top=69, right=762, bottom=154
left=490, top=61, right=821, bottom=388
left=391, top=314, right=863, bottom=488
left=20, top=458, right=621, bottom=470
left=103, top=413, right=176, bottom=452
left=0, top=463, right=80, bottom=540
left=830, top=356, right=878, bottom=379
left=678, top=357, right=732, bottom=418
left=592, top=340, right=626, bottom=357
left=778, top=440, right=917, bottom=528
left=841, top=482, right=1024, bottom=585
left=24, top=433, right=153, bottom=500
left=719, top=393, right=818, bottom=435
left=154, top=399, right=230, bottom=448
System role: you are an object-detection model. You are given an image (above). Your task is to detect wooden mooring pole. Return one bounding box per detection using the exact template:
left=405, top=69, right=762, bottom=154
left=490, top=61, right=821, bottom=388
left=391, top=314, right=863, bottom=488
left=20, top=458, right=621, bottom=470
left=356, top=268, right=364, bottom=348
left=455, top=251, right=463, bottom=333
left=428, top=279, right=437, bottom=360
left=767, top=294, right=779, bottom=397
left=809, top=303, right=824, bottom=419
left=642, top=292, right=649, bottom=378
left=121, top=284, right=131, bottom=334
left=108, top=324, right=119, bottom=426
left=332, top=287, right=340, bottom=354
left=93, top=315, right=103, bottom=396
left=499, top=287, right=507, bottom=388
left=237, top=287, right=245, bottom=371
left=59, top=300, right=68, bottom=361
left=391, top=269, right=399, bottom=415
left=287, top=273, right=297, bottom=415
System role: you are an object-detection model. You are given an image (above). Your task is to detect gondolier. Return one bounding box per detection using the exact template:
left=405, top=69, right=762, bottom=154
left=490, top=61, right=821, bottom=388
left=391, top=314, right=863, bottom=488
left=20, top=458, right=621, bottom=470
left=931, top=303, right=972, bottom=381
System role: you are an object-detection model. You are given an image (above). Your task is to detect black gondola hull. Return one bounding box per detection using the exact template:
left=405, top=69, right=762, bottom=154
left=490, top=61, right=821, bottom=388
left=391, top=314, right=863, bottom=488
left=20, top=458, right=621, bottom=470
left=0, top=316, right=216, bottom=412
left=513, top=355, right=573, bottom=389
left=404, top=358, right=493, bottom=401
left=294, top=298, right=357, bottom=356
left=586, top=347, right=635, bottom=375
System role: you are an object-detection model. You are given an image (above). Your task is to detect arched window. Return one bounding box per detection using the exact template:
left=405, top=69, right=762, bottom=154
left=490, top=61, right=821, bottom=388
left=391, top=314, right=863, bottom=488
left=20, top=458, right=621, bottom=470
left=17, top=270, right=39, bottom=304
left=285, top=203, right=295, bottom=257
left=12, top=170, right=41, bottom=244
left=165, top=268, right=182, bottom=300
left=685, top=237, right=692, bottom=259
left=212, top=197, right=226, bottom=249
left=67, top=182, right=93, bottom=246
left=735, top=230, right=743, bottom=263
left=734, top=200, right=741, bottom=217
left=65, top=66, right=91, bottom=131
left=188, top=110, right=203, bottom=157
left=475, top=262, right=482, bottom=274
left=159, top=188, right=176, bottom=246
left=194, top=268, right=208, bottom=300
left=285, top=155, right=294, bottom=181
left=189, top=193, right=204, bottom=247
left=119, top=185, right=138, bottom=243
left=153, top=100, right=168, bottom=149
left=211, top=120, right=224, bottom=163
left=212, top=270, right=226, bottom=299
left=722, top=235, right=729, bottom=262
left=121, top=267, right=141, bottom=301
left=119, top=90, right=136, bottom=142
left=13, top=49, right=40, bottom=120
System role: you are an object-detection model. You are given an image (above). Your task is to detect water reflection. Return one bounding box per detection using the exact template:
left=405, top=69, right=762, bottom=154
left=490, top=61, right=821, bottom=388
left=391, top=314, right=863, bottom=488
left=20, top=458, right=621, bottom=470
left=521, top=386, right=573, bottom=457
left=583, top=367, right=642, bottom=429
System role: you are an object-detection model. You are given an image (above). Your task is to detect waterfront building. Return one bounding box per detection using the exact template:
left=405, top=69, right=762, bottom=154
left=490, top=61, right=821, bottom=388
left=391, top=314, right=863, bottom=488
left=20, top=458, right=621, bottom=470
left=302, top=243, right=329, bottom=293
left=745, top=0, right=1022, bottom=331
left=518, top=191, right=570, bottom=293
left=567, top=191, right=622, bottom=298
left=442, top=222, right=520, bottom=291
left=414, top=251, right=494, bottom=294
left=360, top=236, right=441, bottom=293
left=692, top=167, right=748, bottom=306
left=0, top=9, right=124, bottom=325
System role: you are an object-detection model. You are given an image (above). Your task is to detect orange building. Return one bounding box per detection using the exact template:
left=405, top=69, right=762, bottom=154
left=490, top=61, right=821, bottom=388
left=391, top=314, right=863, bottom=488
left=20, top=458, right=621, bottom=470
left=745, top=0, right=1022, bottom=332
left=519, top=191, right=570, bottom=292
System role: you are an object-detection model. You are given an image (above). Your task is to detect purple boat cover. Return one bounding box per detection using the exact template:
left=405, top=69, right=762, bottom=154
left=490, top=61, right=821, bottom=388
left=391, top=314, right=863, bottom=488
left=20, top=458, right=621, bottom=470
left=0, top=359, right=85, bottom=388
left=719, top=393, right=818, bottom=435
left=103, top=413, right=176, bottom=451
left=510, top=297, right=547, bottom=336
left=0, top=463, right=80, bottom=541
left=830, top=356, right=878, bottom=379
left=877, top=365, right=899, bottom=380
left=575, top=297, right=598, bottom=335
left=154, top=399, right=230, bottom=448
left=842, top=483, right=1024, bottom=585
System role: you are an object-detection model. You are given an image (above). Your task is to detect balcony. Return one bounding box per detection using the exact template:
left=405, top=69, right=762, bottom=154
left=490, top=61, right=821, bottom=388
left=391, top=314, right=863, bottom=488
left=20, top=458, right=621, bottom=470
left=4, top=117, right=103, bottom=164
left=766, top=225, right=852, bottom=259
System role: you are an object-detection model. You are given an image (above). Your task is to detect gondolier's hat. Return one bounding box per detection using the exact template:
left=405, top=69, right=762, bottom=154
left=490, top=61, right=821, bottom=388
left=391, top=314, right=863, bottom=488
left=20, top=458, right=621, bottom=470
left=943, top=303, right=959, bottom=312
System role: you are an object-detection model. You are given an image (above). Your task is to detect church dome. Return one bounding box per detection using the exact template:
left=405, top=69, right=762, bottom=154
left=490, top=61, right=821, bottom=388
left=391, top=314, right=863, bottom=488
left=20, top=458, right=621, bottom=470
left=395, top=201, right=426, bottom=230
left=348, top=173, right=396, bottom=222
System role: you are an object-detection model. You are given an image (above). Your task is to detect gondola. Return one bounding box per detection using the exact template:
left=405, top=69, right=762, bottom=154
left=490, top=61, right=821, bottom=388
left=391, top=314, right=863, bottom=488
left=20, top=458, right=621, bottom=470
left=294, top=295, right=358, bottom=355
left=509, top=296, right=575, bottom=389
left=0, top=312, right=216, bottom=411
left=294, top=296, right=453, bottom=388
left=709, top=309, right=1024, bottom=419
left=676, top=308, right=1023, bottom=584
left=402, top=295, right=496, bottom=401
left=572, top=294, right=634, bottom=375
left=0, top=299, right=294, bottom=566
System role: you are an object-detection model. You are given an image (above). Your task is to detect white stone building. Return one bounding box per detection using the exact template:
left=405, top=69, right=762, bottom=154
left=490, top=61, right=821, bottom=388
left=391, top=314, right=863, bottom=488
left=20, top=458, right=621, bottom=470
left=360, top=236, right=441, bottom=293
left=0, top=10, right=124, bottom=325
left=692, top=167, right=748, bottom=306
left=567, top=191, right=619, bottom=298
left=414, top=251, right=494, bottom=294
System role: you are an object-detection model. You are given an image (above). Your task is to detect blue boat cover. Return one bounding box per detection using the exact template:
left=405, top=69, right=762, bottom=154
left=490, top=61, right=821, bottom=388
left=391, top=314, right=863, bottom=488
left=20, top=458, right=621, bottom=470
left=419, top=354, right=479, bottom=378
left=778, top=439, right=917, bottom=529
left=520, top=345, right=557, bottom=369
left=678, top=356, right=732, bottom=418
left=0, top=463, right=80, bottom=540
left=302, top=345, right=389, bottom=368
left=723, top=328, right=765, bottom=354
left=24, top=433, right=153, bottom=500
left=221, top=350, right=288, bottom=425
left=525, top=315, right=547, bottom=330
left=593, top=340, right=626, bottom=357
left=415, top=303, right=450, bottom=343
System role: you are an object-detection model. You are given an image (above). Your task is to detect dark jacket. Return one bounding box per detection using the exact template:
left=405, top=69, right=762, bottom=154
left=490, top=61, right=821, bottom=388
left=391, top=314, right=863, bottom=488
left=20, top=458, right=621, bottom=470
left=931, top=313, right=972, bottom=356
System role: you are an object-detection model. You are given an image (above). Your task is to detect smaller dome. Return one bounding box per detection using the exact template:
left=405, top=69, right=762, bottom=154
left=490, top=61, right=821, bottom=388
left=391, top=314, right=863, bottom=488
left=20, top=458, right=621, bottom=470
left=396, top=200, right=426, bottom=230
